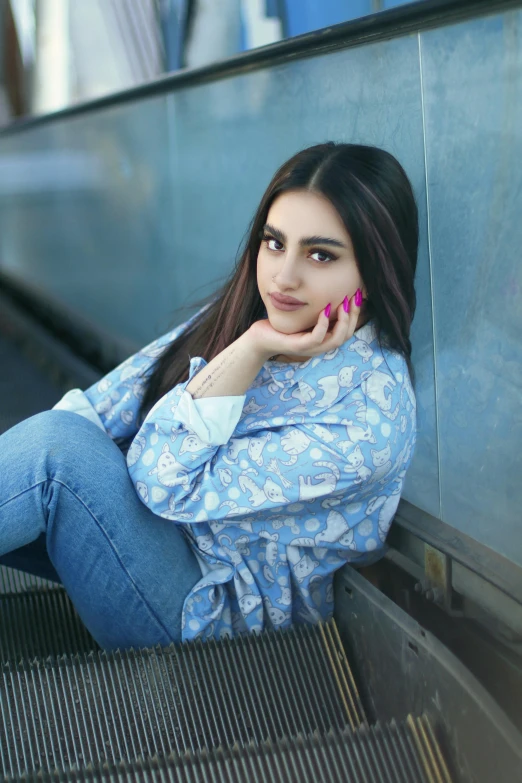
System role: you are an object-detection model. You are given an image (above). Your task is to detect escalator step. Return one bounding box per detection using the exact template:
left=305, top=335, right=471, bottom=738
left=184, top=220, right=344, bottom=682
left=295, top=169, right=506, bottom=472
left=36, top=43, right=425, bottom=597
left=0, top=610, right=367, bottom=779
left=0, top=566, right=97, bottom=660
left=3, top=716, right=452, bottom=783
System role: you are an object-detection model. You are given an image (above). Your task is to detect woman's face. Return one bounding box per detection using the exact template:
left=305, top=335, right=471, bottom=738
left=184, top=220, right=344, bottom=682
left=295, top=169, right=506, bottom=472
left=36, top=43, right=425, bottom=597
left=257, top=189, right=367, bottom=346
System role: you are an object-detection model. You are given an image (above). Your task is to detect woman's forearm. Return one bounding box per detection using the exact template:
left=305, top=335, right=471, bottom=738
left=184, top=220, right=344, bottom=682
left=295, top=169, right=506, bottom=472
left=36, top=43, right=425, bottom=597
left=185, top=331, right=268, bottom=399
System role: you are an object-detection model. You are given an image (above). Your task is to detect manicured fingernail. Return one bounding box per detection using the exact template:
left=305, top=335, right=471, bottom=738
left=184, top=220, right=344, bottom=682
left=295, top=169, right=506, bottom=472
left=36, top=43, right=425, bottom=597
left=324, top=303, right=331, bottom=318
left=343, top=295, right=350, bottom=313
left=355, top=289, right=362, bottom=307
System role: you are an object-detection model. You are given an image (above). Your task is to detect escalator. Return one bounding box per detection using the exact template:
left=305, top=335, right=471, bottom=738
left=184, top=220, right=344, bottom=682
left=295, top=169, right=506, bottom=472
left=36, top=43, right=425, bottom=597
left=0, top=250, right=519, bottom=782
left=0, top=1, right=521, bottom=780
left=0, top=561, right=451, bottom=782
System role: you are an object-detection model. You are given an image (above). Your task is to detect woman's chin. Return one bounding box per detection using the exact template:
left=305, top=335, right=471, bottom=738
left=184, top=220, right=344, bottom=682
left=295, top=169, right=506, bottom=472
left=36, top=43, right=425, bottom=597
left=267, top=309, right=318, bottom=333
left=268, top=315, right=309, bottom=334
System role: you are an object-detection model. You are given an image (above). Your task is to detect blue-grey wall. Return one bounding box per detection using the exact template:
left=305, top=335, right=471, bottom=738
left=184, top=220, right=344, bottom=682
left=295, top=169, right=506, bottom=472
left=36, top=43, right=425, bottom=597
left=0, top=8, right=521, bottom=567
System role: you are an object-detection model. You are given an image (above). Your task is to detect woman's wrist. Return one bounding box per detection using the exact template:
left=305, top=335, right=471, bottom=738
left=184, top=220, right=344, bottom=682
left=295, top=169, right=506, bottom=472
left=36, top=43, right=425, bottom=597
left=241, top=327, right=276, bottom=363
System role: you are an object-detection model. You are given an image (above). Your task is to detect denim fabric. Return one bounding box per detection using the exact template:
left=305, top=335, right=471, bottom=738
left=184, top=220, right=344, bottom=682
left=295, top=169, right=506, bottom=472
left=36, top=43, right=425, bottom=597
left=0, top=410, right=201, bottom=651
left=0, top=532, right=61, bottom=583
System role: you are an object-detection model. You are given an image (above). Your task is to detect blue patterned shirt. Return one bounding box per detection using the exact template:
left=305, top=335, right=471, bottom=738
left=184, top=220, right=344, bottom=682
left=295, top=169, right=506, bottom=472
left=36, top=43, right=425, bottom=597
left=53, top=306, right=416, bottom=641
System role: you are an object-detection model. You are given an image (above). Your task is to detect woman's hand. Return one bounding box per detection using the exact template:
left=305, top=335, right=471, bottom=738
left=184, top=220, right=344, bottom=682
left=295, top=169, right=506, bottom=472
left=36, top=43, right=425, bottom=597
left=247, top=291, right=363, bottom=362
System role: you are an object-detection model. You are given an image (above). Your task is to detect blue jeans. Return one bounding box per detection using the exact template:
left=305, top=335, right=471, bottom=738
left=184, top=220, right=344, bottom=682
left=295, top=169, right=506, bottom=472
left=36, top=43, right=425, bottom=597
left=0, top=410, right=201, bottom=651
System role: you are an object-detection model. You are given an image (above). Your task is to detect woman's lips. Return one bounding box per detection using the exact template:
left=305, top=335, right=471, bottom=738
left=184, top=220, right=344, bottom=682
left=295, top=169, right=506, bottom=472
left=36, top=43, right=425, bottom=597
left=269, top=293, right=306, bottom=311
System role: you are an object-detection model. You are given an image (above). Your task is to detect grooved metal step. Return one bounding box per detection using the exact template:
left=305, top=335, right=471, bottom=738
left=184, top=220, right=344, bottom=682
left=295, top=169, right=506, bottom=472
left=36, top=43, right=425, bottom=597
left=0, top=564, right=454, bottom=782
left=4, top=716, right=452, bottom=783
left=0, top=566, right=98, bottom=660
left=0, top=608, right=366, bottom=777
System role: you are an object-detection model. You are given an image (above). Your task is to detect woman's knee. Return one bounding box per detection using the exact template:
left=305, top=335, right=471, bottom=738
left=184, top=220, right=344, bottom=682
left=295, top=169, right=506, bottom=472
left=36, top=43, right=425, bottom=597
left=4, top=409, right=128, bottom=487
left=5, top=409, right=106, bottom=448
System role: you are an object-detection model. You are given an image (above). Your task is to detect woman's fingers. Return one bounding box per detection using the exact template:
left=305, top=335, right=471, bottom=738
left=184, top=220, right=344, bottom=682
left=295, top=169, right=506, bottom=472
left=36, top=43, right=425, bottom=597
left=257, top=289, right=362, bottom=358
left=313, top=307, right=333, bottom=342
left=295, top=292, right=359, bottom=354
left=325, top=291, right=360, bottom=348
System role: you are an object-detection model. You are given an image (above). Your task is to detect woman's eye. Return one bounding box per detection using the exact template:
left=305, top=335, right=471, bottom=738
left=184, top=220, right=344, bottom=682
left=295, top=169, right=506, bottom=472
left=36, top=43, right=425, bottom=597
left=264, top=236, right=283, bottom=252
left=311, top=250, right=336, bottom=264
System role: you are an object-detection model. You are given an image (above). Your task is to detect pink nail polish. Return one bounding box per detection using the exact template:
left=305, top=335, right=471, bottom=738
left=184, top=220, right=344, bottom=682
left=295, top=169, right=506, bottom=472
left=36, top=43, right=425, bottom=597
left=355, top=289, right=362, bottom=307
left=343, top=295, right=350, bottom=313
left=324, top=303, right=331, bottom=318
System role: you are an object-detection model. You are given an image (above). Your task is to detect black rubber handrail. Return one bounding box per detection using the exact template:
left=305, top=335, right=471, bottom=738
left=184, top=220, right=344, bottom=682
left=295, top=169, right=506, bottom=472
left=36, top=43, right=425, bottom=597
left=1, top=0, right=520, bottom=138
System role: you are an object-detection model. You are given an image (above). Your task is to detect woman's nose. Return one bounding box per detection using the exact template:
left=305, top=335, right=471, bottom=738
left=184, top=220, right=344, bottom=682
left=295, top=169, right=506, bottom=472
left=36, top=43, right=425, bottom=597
left=272, top=251, right=301, bottom=288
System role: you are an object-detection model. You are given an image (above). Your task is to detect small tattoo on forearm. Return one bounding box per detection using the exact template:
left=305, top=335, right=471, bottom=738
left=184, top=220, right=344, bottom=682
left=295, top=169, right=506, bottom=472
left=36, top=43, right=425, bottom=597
left=189, top=343, right=240, bottom=399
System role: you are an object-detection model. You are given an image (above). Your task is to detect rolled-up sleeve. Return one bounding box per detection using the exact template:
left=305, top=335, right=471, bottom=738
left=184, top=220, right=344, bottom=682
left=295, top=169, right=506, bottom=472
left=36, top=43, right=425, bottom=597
left=50, top=303, right=213, bottom=443
left=173, top=390, right=246, bottom=446
left=52, top=388, right=106, bottom=432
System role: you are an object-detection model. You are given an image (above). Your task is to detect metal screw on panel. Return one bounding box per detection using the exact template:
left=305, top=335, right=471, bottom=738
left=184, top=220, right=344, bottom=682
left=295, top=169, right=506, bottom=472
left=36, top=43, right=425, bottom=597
left=425, top=588, right=443, bottom=603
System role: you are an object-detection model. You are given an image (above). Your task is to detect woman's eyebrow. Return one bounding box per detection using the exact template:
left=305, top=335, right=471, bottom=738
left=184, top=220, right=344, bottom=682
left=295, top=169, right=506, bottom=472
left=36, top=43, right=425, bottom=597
left=263, top=223, right=347, bottom=249
left=301, top=234, right=347, bottom=249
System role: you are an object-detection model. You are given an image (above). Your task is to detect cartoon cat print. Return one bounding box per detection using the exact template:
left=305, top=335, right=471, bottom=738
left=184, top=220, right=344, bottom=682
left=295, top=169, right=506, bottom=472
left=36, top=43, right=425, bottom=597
left=242, top=397, right=266, bottom=416
left=222, top=436, right=250, bottom=464
left=312, top=509, right=349, bottom=545
left=278, top=430, right=311, bottom=464
left=263, top=596, right=291, bottom=626
left=270, top=516, right=300, bottom=535
left=370, top=442, right=393, bottom=483
left=276, top=585, right=292, bottom=606
left=306, top=423, right=339, bottom=443
left=127, top=434, right=146, bottom=467
left=178, top=432, right=210, bottom=456
left=362, top=370, right=400, bottom=420
left=72, top=307, right=415, bottom=643
left=347, top=338, right=376, bottom=363
left=238, top=594, right=262, bottom=614
left=238, top=475, right=290, bottom=507
left=341, top=420, right=377, bottom=444
left=148, top=443, right=190, bottom=489
left=313, top=365, right=358, bottom=412
left=292, top=553, right=320, bottom=583
left=344, top=445, right=372, bottom=483
left=298, top=461, right=340, bottom=501
left=158, top=493, right=194, bottom=521
left=366, top=493, right=401, bottom=542
left=280, top=381, right=316, bottom=404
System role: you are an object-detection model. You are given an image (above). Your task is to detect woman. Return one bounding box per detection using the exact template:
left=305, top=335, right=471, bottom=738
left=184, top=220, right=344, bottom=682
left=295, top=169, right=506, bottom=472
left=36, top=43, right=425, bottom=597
left=0, top=142, right=418, bottom=650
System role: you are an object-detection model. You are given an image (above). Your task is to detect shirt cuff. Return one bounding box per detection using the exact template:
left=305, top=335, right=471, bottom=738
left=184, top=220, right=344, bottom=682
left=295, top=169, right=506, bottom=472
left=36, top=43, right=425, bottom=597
left=172, top=389, right=245, bottom=446
left=52, top=388, right=106, bottom=433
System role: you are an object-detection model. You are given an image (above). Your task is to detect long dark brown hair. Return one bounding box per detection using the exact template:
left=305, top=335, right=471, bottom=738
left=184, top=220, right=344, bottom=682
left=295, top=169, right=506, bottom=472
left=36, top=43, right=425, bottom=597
left=137, top=142, right=418, bottom=427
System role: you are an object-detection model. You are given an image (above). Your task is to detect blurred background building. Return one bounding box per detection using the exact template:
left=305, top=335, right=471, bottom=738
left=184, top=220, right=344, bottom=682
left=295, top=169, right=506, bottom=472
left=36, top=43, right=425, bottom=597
left=0, top=0, right=414, bottom=124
